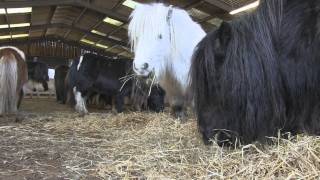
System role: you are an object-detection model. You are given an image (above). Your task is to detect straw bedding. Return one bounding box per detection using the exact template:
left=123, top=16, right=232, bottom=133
left=0, top=99, right=319, bottom=179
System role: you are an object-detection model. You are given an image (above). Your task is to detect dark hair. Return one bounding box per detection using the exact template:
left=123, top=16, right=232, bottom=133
left=190, top=0, right=320, bottom=146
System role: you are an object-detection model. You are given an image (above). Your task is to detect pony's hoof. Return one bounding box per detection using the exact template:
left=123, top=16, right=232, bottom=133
left=173, top=111, right=188, bottom=122
left=15, top=117, right=23, bottom=123
left=213, top=130, right=239, bottom=147
left=78, top=111, right=88, bottom=117
left=15, top=115, right=24, bottom=123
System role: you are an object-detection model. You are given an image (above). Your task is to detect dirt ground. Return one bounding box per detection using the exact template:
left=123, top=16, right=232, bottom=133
left=0, top=98, right=319, bottom=179
left=0, top=98, right=104, bottom=179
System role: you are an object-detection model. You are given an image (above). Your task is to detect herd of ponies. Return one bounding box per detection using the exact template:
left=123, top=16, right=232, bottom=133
left=0, top=0, right=319, bottom=146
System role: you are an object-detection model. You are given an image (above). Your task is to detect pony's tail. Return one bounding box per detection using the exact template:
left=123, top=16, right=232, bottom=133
left=0, top=55, right=18, bottom=115
left=189, top=34, right=217, bottom=112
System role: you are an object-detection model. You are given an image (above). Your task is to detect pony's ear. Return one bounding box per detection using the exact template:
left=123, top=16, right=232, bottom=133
left=217, top=21, right=232, bottom=47
left=212, top=21, right=231, bottom=66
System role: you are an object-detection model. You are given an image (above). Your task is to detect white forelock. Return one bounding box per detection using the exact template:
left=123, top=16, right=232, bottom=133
left=129, top=3, right=169, bottom=52
left=0, top=46, right=26, bottom=61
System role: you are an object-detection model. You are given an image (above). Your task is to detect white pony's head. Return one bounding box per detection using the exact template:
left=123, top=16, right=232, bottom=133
left=129, top=3, right=174, bottom=77
left=129, top=3, right=206, bottom=88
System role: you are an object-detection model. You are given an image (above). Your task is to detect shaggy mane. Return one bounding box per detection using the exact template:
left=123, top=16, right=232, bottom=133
left=190, top=0, right=320, bottom=145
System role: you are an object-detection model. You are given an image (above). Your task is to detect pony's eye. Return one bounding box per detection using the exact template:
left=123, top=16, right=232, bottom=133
left=158, top=34, right=162, bottom=39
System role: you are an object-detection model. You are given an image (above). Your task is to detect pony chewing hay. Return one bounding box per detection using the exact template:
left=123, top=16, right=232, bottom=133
left=129, top=3, right=205, bottom=118
left=0, top=46, right=28, bottom=115
left=190, top=0, right=320, bottom=146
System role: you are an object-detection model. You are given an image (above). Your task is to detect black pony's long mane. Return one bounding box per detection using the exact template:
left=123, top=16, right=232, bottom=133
left=190, top=0, right=320, bottom=145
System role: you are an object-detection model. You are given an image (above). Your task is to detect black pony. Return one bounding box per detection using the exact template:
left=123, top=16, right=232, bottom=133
left=27, top=61, right=49, bottom=91
left=190, top=0, right=320, bottom=146
left=66, top=53, right=166, bottom=115
left=54, top=65, right=69, bottom=104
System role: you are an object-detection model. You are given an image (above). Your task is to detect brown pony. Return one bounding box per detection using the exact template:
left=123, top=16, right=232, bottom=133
left=0, top=46, right=28, bottom=115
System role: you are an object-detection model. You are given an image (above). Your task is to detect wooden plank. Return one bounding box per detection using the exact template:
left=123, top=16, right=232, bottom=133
left=0, top=0, right=75, bottom=8
left=0, top=0, right=127, bottom=23
left=0, top=36, right=125, bottom=58
left=2, top=23, right=128, bottom=47
left=204, top=0, right=232, bottom=11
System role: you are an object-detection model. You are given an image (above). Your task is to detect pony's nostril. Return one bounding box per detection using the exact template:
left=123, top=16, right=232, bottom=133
left=142, top=63, right=149, bottom=70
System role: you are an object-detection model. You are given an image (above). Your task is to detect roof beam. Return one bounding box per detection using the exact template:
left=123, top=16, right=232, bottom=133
left=0, top=0, right=76, bottom=8
left=204, top=0, right=232, bottom=12
left=43, top=6, right=57, bottom=37
left=77, top=0, right=128, bottom=23
left=184, top=0, right=204, bottom=9
left=0, top=0, right=127, bottom=23
left=0, top=36, right=123, bottom=58
left=112, top=0, right=126, bottom=9
left=63, top=7, right=87, bottom=39
left=2, top=23, right=128, bottom=47
left=4, top=8, right=12, bottom=40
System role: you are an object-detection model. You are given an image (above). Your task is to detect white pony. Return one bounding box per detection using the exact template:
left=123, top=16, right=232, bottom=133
left=128, top=3, right=206, bottom=118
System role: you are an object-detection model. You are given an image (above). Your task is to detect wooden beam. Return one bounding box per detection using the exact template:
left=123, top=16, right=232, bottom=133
left=78, top=0, right=127, bottom=50
left=112, top=0, right=126, bottom=9
left=4, top=8, right=12, bottom=40
left=184, top=0, right=204, bottom=9
left=0, top=0, right=127, bottom=23
left=3, top=23, right=128, bottom=47
left=79, top=21, right=103, bottom=42
left=43, top=6, right=57, bottom=37
left=0, top=0, right=76, bottom=8
left=63, top=7, right=87, bottom=39
left=0, top=36, right=124, bottom=58
left=204, top=0, right=232, bottom=12
left=77, top=0, right=128, bottom=23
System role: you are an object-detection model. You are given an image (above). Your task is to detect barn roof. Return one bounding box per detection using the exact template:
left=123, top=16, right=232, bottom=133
left=0, top=0, right=255, bottom=59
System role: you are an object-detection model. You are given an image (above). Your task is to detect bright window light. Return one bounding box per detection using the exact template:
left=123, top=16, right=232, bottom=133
left=96, top=43, right=109, bottom=49
left=91, top=30, right=106, bottom=36
left=12, top=34, right=29, bottom=38
left=0, top=9, right=5, bottom=14
left=122, top=0, right=138, bottom=9
left=103, top=17, right=123, bottom=26
left=0, top=35, right=11, bottom=40
left=0, top=24, right=9, bottom=29
left=230, top=1, right=259, bottom=15
left=10, top=23, right=30, bottom=28
left=7, top=7, right=32, bottom=14
left=81, top=39, right=95, bottom=45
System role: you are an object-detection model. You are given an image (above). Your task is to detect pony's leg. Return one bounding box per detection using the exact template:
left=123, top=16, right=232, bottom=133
left=116, top=86, right=131, bottom=113
left=73, top=87, right=88, bottom=116
left=42, top=81, right=49, bottom=91
left=14, top=89, right=24, bottom=122
left=304, top=103, right=320, bottom=136
left=115, top=94, right=124, bottom=113
left=111, top=96, right=117, bottom=113
left=17, top=89, right=24, bottom=109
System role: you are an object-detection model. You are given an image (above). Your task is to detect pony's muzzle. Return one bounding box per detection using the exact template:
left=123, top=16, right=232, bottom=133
left=133, top=62, right=150, bottom=76
left=142, top=63, right=149, bottom=70
left=134, top=62, right=149, bottom=70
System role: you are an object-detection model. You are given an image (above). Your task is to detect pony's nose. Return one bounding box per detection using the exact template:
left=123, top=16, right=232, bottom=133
left=142, top=63, right=149, bottom=70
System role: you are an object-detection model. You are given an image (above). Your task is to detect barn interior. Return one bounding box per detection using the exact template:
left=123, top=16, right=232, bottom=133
left=0, top=0, right=319, bottom=179
left=0, top=0, right=256, bottom=66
